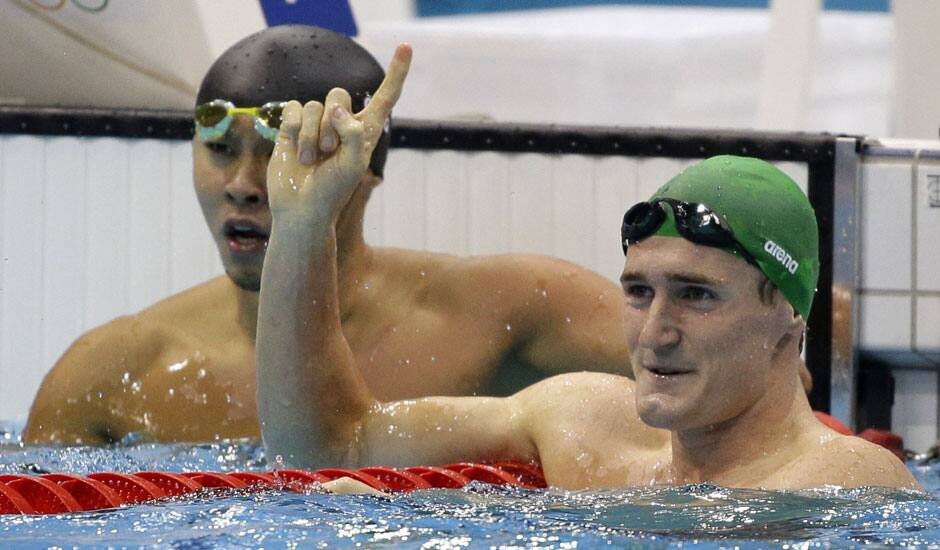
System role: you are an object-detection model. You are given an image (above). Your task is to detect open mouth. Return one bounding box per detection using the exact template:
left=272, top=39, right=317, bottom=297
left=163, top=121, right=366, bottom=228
left=223, top=219, right=269, bottom=253
left=644, top=365, right=693, bottom=378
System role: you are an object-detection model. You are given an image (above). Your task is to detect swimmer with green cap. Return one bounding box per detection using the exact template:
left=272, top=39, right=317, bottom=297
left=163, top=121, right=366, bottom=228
left=258, top=137, right=921, bottom=490
left=623, top=155, right=819, bottom=321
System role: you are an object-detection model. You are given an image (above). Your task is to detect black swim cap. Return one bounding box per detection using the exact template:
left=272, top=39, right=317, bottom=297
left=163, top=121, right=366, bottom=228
left=197, top=25, right=389, bottom=177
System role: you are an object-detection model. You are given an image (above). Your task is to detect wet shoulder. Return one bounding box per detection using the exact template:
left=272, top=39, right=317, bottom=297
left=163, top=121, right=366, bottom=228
left=447, top=253, right=604, bottom=285
left=25, top=312, right=159, bottom=443
left=417, top=252, right=616, bottom=309
left=515, top=372, right=670, bottom=488
left=55, top=277, right=232, bottom=378
left=136, top=276, right=234, bottom=327
left=516, top=372, right=662, bottom=445
left=792, top=434, right=921, bottom=490
left=53, top=314, right=160, bottom=382
left=519, top=371, right=636, bottom=402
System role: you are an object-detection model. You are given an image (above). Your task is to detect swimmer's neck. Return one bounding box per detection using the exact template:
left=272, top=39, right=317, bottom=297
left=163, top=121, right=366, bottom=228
left=669, top=358, right=811, bottom=485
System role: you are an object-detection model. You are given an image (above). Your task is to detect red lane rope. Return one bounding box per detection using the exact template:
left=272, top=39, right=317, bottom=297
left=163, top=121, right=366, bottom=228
left=0, top=461, right=546, bottom=515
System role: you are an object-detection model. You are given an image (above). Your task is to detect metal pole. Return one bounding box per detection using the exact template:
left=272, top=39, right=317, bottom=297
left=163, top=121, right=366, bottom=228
left=829, top=136, right=861, bottom=429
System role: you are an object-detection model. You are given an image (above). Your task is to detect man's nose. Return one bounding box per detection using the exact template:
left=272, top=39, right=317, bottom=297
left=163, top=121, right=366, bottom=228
left=225, top=155, right=268, bottom=206
left=637, top=297, right=681, bottom=351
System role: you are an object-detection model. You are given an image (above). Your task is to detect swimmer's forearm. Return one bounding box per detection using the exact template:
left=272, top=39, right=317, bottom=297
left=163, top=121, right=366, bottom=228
left=257, top=215, right=373, bottom=468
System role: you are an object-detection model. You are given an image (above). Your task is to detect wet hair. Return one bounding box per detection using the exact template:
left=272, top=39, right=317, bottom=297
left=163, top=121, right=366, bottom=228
left=197, top=25, right=389, bottom=177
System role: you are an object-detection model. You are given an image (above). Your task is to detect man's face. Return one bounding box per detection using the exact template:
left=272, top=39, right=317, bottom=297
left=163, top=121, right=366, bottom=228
left=192, top=116, right=274, bottom=292
left=621, top=236, right=792, bottom=432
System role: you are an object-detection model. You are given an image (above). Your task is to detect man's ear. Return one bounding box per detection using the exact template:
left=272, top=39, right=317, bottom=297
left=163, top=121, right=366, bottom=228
left=788, top=311, right=806, bottom=350
left=772, top=304, right=805, bottom=356
left=789, top=311, right=805, bottom=335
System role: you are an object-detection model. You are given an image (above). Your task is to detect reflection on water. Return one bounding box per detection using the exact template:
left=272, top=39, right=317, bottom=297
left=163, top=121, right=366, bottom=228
left=1, top=421, right=939, bottom=549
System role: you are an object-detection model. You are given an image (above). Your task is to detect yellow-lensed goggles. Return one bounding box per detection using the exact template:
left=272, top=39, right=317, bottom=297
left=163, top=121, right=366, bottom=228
left=194, top=99, right=287, bottom=143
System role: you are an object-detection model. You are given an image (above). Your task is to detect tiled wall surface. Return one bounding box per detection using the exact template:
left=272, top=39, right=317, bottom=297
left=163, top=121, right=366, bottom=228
left=8, top=134, right=939, bottom=452
left=860, top=153, right=940, bottom=452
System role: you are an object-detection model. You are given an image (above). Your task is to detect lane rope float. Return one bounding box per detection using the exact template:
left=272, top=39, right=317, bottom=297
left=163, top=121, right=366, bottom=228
left=0, top=461, right=547, bottom=515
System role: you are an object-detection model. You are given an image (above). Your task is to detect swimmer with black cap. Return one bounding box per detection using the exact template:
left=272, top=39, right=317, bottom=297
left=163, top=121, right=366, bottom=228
left=26, top=26, right=633, bottom=445
left=258, top=135, right=921, bottom=490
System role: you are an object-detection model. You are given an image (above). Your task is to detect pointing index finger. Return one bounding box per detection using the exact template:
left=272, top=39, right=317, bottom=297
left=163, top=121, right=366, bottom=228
left=359, top=43, right=412, bottom=139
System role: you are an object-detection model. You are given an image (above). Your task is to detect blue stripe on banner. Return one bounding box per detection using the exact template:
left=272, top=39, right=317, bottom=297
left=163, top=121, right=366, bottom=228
left=416, top=0, right=890, bottom=17
left=259, top=0, right=358, bottom=36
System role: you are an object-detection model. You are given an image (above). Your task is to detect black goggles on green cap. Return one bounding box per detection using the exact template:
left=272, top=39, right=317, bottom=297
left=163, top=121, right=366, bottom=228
left=621, top=198, right=759, bottom=266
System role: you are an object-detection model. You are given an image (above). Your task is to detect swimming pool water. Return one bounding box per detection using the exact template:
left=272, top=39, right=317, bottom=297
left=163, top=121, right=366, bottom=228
left=2, top=421, right=939, bottom=549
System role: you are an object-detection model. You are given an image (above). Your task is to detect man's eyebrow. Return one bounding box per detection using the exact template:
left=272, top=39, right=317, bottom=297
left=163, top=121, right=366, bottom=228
left=619, top=271, right=722, bottom=286
left=668, top=273, right=721, bottom=286
left=620, top=271, right=644, bottom=284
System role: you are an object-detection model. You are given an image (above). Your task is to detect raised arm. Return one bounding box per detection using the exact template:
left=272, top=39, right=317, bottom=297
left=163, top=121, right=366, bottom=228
left=256, top=45, right=537, bottom=469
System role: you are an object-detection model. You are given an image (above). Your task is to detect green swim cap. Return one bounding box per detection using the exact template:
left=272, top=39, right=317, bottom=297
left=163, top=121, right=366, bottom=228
left=649, top=155, right=819, bottom=320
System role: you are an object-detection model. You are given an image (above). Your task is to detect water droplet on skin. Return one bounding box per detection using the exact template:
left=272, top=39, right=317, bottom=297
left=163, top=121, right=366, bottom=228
left=505, top=324, right=512, bottom=331
left=121, top=372, right=131, bottom=384
left=565, top=316, right=572, bottom=323
left=576, top=452, right=594, bottom=468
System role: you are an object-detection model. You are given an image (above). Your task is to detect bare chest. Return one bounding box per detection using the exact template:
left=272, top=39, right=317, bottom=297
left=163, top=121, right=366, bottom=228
left=113, top=341, right=260, bottom=442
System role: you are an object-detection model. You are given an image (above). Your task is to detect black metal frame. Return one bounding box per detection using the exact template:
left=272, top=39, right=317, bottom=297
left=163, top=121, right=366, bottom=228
left=0, top=105, right=850, bottom=411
